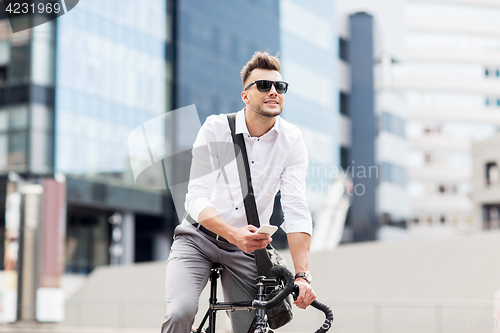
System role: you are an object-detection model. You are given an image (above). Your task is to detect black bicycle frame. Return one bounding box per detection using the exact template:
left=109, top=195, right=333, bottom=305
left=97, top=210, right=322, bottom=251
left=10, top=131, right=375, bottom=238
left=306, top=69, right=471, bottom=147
left=194, top=265, right=280, bottom=333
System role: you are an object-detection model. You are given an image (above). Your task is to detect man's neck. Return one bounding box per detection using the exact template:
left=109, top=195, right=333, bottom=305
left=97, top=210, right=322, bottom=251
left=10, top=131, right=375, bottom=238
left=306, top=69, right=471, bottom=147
left=244, top=108, right=276, bottom=137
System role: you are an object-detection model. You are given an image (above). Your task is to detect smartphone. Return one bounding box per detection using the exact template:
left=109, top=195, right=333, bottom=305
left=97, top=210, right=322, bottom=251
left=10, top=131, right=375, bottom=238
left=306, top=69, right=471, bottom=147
left=256, top=225, right=278, bottom=236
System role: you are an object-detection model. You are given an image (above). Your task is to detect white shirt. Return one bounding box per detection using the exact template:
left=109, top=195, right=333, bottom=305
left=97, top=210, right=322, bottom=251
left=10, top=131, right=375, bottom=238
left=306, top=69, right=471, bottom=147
left=185, top=109, right=312, bottom=235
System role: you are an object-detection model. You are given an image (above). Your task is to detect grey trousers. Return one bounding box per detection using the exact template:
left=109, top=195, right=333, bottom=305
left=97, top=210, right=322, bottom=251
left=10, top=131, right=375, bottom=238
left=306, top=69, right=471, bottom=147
left=160, top=222, right=258, bottom=333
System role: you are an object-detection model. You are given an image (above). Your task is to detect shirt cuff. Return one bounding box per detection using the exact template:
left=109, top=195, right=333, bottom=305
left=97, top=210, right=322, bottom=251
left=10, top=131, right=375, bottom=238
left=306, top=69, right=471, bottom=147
left=188, top=197, right=213, bottom=222
left=280, top=220, right=312, bottom=236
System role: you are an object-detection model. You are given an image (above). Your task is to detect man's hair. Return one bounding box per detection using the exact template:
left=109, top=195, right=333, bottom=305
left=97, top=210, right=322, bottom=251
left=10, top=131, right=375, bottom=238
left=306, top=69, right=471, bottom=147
left=240, top=51, right=281, bottom=88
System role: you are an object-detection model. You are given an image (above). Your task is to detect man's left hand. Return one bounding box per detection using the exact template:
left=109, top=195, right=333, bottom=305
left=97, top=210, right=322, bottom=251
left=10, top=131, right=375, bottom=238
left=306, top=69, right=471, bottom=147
left=293, top=278, right=316, bottom=309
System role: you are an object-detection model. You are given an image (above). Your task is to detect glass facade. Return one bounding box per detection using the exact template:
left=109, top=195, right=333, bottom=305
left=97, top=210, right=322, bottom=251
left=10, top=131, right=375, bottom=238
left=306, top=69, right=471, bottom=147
left=279, top=0, right=338, bottom=213
left=55, top=0, right=167, bottom=186
left=0, top=15, right=32, bottom=173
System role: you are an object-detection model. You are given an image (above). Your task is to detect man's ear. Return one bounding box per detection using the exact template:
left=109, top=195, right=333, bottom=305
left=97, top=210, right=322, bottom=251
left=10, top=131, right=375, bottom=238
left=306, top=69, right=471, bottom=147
left=241, top=90, right=249, bottom=104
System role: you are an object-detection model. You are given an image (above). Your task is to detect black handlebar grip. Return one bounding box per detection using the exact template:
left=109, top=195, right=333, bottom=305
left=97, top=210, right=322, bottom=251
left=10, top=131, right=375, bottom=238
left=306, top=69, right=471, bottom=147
left=310, top=299, right=334, bottom=333
left=264, top=266, right=294, bottom=309
left=293, top=285, right=334, bottom=333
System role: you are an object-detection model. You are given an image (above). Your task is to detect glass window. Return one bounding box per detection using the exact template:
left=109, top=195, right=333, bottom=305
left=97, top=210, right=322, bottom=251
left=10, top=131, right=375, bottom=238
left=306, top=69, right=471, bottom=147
left=0, top=133, right=7, bottom=171
left=0, top=110, right=7, bottom=132
left=8, top=131, right=27, bottom=168
left=9, top=44, right=30, bottom=83
left=381, top=162, right=406, bottom=187
left=380, top=112, right=405, bottom=137
left=486, top=162, right=499, bottom=186
left=340, top=92, right=349, bottom=115
left=339, top=38, right=348, bottom=61
left=8, top=105, right=28, bottom=130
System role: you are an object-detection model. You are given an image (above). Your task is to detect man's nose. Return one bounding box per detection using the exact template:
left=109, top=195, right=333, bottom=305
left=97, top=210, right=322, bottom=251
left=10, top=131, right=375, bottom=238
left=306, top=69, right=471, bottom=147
left=268, top=84, right=278, bottom=95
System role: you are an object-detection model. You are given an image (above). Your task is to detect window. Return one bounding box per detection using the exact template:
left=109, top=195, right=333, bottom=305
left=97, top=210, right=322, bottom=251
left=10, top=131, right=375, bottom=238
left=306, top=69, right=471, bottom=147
left=485, top=68, right=489, bottom=76
left=380, top=112, right=405, bottom=137
left=440, top=215, right=446, bottom=224
left=381, top=162, right=406, bottom=187
left=340, top=92, right=349, bottom=115
left=340, top=147, right=349, bottom=171
left=439, top=184, right=445, bottom=193
left=497, top=69, right=500, bottom=77
left=425, top=153, right=432, bottom=164
left=497, top=98, right=500, bottom=107
left=486, top=98, right=490, bottom=106
left=339, top=37, right=348, bottom=61
left=0, top=66, right=6, bottom=84
left=486, top=162, right=499, bottom=186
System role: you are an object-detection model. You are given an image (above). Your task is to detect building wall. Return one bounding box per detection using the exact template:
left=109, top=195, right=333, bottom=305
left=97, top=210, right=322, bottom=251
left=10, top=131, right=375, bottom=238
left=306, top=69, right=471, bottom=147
left=395, top=0, right=500, bottom=233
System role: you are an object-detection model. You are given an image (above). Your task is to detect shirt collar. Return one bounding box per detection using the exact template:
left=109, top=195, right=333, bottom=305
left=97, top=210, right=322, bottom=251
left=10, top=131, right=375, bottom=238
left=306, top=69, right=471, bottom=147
left=235, top=108, right=281, bottom=136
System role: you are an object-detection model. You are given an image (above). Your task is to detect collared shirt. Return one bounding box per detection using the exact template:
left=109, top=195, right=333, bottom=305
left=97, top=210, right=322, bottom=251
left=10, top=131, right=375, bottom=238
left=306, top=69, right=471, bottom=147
left=185, top=109, right=312, bottom=235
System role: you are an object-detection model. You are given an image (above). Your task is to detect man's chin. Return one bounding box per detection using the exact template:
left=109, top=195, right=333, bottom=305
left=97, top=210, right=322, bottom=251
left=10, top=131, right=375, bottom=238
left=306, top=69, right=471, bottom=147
left=260, top=108, right=282, bottom=117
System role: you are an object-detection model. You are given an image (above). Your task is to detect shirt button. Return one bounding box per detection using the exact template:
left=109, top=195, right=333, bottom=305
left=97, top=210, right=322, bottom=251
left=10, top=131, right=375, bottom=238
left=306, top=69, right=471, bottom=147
left=257, top=139, right=260, bottom=141
left=235, top=207, right=238, bottom=210
left=251, top=161, right=254, bottom=164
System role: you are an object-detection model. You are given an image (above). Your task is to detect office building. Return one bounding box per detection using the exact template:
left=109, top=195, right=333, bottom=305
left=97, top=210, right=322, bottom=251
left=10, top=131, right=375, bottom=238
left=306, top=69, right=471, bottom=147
left=394, top=0, right=500, bottom=236
left=336, top=0, right=409, bottom=242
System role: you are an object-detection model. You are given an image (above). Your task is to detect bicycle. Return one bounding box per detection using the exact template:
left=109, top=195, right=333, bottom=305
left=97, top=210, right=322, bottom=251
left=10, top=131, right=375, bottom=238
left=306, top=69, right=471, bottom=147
left=193, top=263, right=334, bottom=333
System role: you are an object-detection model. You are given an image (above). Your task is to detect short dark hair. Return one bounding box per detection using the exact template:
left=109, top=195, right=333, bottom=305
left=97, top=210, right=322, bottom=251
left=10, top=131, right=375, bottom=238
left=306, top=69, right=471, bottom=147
left=240, top=51, right=281, bottom=88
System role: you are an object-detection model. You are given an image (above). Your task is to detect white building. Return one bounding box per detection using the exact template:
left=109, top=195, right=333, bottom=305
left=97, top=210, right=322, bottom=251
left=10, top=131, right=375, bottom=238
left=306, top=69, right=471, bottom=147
left=393, top=0, right=500, bottom=237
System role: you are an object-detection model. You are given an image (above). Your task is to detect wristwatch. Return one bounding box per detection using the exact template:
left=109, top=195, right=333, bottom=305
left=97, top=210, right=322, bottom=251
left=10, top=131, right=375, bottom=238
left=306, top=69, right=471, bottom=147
left=295, top=271, right=313, bottom=283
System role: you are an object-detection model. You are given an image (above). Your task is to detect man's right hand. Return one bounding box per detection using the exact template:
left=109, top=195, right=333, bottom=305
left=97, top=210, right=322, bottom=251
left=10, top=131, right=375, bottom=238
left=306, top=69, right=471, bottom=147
left=229, top=225, right=272, bottom=253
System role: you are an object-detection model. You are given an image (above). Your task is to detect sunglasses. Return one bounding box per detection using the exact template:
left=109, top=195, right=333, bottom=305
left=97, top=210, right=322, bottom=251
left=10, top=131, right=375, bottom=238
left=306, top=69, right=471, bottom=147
left=244, top=80, right=289, bottom=94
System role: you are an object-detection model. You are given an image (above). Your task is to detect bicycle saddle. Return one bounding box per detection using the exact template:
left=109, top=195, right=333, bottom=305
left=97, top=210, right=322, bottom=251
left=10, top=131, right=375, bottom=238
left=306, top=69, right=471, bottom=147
left=211, top=263, right=224, bottom=271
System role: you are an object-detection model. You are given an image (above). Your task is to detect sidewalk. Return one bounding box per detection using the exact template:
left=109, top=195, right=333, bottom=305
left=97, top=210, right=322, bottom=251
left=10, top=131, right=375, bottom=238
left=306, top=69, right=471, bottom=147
left=0, top=323, right=158, bottom=333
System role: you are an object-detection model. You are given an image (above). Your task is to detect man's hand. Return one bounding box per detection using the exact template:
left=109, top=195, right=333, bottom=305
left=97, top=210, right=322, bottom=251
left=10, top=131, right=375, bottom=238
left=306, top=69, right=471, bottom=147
left=293, top=278, right=316, bottom=309
left=229, top=225, right=271, bottom=253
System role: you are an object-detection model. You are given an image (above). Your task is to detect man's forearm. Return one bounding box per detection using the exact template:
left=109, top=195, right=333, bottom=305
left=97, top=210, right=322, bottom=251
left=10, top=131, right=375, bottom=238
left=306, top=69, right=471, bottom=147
left=287, top=232, right=311, bottom=274
left=198, top=206, right=237, bottom=241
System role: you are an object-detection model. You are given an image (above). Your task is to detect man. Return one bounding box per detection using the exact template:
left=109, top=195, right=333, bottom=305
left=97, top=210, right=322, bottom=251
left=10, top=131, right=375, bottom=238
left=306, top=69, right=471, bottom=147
left=161, top=52, right=315, bottom=333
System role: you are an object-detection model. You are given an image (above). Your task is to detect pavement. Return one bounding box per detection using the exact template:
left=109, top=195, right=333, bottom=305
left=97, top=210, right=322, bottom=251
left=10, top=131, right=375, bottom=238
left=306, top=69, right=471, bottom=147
left=0, top=323, right=159, bottom=333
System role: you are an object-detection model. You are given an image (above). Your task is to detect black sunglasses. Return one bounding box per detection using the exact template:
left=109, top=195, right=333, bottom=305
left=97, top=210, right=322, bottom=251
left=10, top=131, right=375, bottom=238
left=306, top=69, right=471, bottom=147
left=244, top=80, right=289, bottom=94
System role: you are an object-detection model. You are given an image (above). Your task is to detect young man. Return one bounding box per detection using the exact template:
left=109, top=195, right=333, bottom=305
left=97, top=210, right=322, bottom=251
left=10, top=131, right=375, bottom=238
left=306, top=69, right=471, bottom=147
left=161, top=52, right=315, bottom=333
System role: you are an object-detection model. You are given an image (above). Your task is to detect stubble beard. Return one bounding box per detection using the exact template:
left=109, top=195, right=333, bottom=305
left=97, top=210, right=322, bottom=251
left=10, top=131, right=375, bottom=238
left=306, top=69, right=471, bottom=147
left=250, top=101, right=283, bottom=118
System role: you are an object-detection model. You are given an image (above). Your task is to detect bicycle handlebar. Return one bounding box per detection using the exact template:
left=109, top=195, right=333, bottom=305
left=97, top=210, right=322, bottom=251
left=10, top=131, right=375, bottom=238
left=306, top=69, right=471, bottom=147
left=251, top=265, right=295, bottom=310
left=251, top=266, right=334, bottom=333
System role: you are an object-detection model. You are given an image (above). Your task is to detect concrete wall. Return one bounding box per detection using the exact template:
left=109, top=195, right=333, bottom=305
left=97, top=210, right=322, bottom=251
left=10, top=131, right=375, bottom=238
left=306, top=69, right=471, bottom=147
left=63, top=231, right=500, bottom=332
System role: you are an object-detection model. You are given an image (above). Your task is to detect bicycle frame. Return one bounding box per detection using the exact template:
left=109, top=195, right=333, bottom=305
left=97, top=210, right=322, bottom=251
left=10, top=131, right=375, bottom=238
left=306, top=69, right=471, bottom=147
left=194, top=264, right=281, bottom=333
left=193, top=264, right=334, bottom=333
